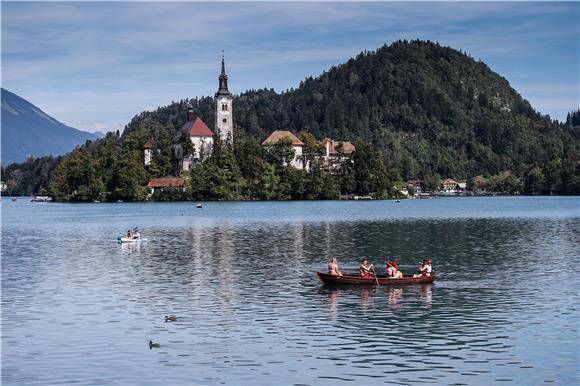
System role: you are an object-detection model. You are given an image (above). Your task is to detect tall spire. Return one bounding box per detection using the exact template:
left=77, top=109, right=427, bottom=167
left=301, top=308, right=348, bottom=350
left=216, top=51, right=230, bottom=97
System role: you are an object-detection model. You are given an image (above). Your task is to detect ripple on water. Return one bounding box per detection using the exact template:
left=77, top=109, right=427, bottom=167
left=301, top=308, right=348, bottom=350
left=2, top=198, right=579, bottom=385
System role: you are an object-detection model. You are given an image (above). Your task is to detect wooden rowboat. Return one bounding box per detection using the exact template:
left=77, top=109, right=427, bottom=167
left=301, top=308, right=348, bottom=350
left=317, top=271, right=436, bottom=285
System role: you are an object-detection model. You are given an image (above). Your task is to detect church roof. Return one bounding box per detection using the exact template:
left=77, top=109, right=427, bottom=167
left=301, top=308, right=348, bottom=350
left=182, top=117, right=214, bottom=137
left=262, top=130, right=304, bottom=146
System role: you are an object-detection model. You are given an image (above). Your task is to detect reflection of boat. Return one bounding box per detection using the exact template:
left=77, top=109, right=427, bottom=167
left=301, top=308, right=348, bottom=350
left=317, top=272, right=436, bottom=285
left=117, top=237, right=148, bottom=243
left=31, top=196, right=52, bottom=202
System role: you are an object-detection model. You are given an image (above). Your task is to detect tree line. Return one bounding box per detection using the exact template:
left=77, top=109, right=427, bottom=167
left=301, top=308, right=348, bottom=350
left=2, top=40, right=579, bottom=197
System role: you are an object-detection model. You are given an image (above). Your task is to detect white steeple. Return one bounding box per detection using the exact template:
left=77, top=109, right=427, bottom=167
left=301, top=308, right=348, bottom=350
left=215, top=53, right=233, bottom=143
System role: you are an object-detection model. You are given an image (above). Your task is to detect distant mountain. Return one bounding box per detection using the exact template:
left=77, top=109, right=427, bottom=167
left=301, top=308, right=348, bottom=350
left=1, top=88, right=99, bottom=165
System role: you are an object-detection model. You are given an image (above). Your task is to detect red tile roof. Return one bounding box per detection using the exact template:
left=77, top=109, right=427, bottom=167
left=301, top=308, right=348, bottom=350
left=327, top=140, right=356, bottom=155
left=442, top=178, right=458, bottom=186
left=143, top=141, right=154, bottom=149
left=182, top=117, right=214, bottom=137
left=147, top=178, right=186, bottom=188
left=262, top=130, right=304, bottom=146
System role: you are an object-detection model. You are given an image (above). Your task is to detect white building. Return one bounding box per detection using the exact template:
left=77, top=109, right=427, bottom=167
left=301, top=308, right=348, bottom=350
left=262, top=130, right=305, bottom=170
left=323, top=139, right=356, bottom=174
left=143, top=141, right=153, bottom=166
left=181, top=111, right=214, bottom=171
left=215, top=55, right=233, bottom=143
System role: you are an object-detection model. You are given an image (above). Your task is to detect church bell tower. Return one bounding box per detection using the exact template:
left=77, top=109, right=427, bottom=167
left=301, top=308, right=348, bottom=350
left=215, top=54, right=233, bottom=143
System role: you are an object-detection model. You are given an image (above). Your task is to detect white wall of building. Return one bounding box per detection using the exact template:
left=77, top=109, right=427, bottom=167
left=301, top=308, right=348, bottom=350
left=290, top=145, right=304, bottom=170
left=215, top=96, right=233, bottom=142
left=144, top=149, right=152, bottom=166
left=191, top=136, right=213, bottom=159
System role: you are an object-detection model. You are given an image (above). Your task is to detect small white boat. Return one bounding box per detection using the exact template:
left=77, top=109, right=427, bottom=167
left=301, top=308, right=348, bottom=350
left=117, top=237, right=148, bottom=243
left=196, top=203, right=203, bottom=208
left=31, top=196, right=52, bottom=202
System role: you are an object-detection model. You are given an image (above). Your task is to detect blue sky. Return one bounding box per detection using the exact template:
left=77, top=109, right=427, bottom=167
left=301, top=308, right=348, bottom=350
left=2, top=1, right=579, bottom=133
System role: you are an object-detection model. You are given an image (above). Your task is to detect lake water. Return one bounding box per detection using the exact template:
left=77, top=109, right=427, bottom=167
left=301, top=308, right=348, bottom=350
left=2, top=196, right=579, bottom=385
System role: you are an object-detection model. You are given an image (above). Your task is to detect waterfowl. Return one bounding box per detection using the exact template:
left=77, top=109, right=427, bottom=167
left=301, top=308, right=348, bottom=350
left=149, top=340, right=161, bottom=349
left=165, top=315, right=177, bottom=322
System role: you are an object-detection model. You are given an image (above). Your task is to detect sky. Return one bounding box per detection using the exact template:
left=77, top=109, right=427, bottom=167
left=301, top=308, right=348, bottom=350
left=2, top=1, right=579, bottom=133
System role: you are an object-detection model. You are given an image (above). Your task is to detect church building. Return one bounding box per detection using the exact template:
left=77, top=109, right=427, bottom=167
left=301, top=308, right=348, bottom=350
left=215, top=55, right=233, bottom=143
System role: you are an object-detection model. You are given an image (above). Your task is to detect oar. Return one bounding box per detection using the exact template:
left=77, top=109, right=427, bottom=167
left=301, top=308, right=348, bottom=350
left=371, top=265, right=379, bottom=286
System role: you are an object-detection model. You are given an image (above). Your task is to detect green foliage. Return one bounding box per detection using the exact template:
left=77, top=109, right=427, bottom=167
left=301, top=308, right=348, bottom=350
left=1, top=156, right=60, bottom=196
left=4, top=40, right=579, bottom=198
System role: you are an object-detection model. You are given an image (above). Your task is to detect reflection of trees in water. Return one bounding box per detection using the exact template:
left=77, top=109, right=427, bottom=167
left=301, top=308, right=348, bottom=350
left=305, top=218, right=562, bottom=281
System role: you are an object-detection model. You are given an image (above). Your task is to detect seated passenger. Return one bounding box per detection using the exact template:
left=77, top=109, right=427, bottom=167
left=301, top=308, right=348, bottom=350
left=392, top=261, right=404, bottom=279
left=359, top=259, right=374, bottom=279
left=414, top=259, right=432, bottom=277
left=420, top=259, right=432, bottom=276
left=386, top=261, right=397, bottom=277
left=328, top=257, right=343, bottom=276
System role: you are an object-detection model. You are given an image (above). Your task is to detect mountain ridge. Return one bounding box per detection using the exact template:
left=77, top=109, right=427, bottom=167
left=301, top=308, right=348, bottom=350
left=1, top=88, right=99, bottom=165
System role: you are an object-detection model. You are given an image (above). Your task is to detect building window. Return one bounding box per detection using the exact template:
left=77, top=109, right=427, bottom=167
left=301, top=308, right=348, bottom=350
left=222, top=118, right=227, bottom=123
left=222, top=104, right=228, bottom=111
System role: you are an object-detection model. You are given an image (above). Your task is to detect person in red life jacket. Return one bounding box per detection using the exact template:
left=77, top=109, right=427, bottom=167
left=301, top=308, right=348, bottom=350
left=327, top=257, right=343, bottom=277
left=359, top=259, right=374, bottom=279
left=391, top=261, right=404, bottom=278
left=386, top=261, right=397, bottom=277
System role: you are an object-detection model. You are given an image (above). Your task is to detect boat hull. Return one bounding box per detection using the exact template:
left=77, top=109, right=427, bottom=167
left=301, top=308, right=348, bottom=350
left=117, top=237, right=148, bottom=243
left=317, top=271, right=435, bottom=285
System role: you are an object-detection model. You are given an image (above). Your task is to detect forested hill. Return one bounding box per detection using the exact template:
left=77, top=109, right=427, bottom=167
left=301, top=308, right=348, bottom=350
left=3, top=40, right=578, bottom=198
left=124, top=40, right=578, bottom=181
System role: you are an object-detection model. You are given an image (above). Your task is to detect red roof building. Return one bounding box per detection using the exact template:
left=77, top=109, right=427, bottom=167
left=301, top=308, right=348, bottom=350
left=143, top=141, right=154, bottom=149
left=147, top=178, right=186, bottom=192
left=441, top=178, right=459, bottom=192
left=262, top=130, right=304, bottom=146
left=325, top=140, right=356, bottom=156
left=182, top=117, right=214, bottom=137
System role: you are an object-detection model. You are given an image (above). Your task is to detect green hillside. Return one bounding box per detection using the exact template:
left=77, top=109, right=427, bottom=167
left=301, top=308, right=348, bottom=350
left=3, top=40, right=579, bottom=199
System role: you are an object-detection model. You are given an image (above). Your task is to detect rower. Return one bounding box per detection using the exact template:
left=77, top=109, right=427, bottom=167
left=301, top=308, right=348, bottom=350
left=359, top=259, right=374, bottom=279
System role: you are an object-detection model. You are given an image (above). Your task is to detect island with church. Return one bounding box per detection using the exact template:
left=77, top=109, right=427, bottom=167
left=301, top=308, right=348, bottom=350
left=3, top=40, right=578, bottom=201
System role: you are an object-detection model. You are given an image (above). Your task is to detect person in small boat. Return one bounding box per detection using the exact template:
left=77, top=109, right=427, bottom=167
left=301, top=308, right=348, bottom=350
left=126, top=229, right=132, bottom=239
left=387, top=261, right=404, bottom=279
left=414, top=259, right=432, bottom=277
left=386, top=261, right=397, bottom=277
left=359, top=259, right=374, bottom=279
left=328, top=257, right=343, bottom=277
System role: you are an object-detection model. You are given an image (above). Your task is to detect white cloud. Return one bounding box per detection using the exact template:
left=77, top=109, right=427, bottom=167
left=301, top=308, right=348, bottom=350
left=2, top=1, right=578, bottom=126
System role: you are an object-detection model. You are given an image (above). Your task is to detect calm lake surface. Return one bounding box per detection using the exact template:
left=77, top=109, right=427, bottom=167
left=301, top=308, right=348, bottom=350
left=2, top=196, right=579, bottom=385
